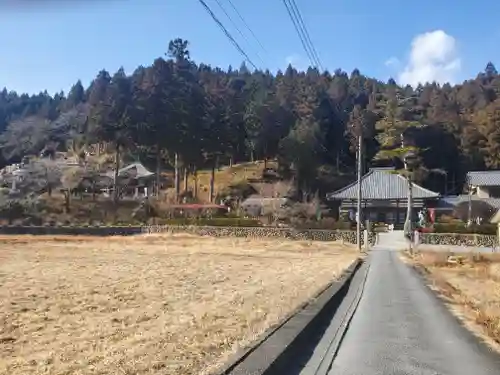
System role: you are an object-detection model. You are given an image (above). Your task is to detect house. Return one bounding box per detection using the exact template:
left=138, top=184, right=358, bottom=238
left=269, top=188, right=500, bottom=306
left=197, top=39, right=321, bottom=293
left=103, top=162, right=156, bottom=198
left=326, top=167, right=440, bottom=226
left=434, top=195, right=500, bottom=219
left=465, top=171, right=500, bottom=223
left=241, top=195, right=289, bottom=217
left=467, top=171, right=500, bottom=198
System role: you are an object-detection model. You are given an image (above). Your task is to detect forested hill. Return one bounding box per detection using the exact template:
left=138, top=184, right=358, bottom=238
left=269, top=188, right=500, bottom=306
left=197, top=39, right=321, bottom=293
left=0, top=38, right=499, bottom=197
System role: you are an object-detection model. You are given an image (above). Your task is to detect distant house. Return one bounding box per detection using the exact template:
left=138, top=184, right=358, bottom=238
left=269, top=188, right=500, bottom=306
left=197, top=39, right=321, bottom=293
left=434, top=195, right=500, bottom=218
left=326, top=167, right=440, bottom=226
left=108, top=162, right=155, bottom=180
left=467, top=171, right=500, bottom=198
left=465, top=171, right=500, bottom=223
left=241, top=195, right=289, bottom=217
left=102, top=162, right=156, bottom=198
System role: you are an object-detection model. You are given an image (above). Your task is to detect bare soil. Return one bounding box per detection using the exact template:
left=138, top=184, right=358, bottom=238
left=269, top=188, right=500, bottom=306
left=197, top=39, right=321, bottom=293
left=0, top=234, right=357, bottom=375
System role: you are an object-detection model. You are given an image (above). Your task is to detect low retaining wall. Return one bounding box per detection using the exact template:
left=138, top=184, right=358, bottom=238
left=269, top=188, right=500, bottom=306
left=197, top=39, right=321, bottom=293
left=216, top=259, right=364, bottom=375
left=419, top=233, right=498, bottom=248
left=0, top=225, right=377, bottom=245
left=143, top=225, right=377, bottom=245
left=0, top=225, right=142, bottom=236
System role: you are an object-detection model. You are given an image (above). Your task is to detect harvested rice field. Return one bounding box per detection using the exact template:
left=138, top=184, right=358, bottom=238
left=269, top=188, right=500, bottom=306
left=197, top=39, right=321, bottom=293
left=0, top=234, right=358, bottom=375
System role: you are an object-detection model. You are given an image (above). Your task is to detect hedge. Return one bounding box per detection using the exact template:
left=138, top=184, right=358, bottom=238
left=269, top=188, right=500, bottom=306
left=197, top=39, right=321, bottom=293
left=432, top=222, right=497, bottom=235
left=156, top=217, right=263, bottom=227
left=292, top=220, right=354, bottom=230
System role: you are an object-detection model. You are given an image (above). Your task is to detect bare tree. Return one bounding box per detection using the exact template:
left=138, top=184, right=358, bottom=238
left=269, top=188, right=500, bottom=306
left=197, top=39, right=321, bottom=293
left=4, top=159, right=62, bottom=198
left=60, top=166, right=86, bottom=212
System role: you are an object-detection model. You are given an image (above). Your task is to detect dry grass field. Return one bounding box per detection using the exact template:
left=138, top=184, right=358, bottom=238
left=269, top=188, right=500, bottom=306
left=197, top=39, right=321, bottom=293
left=407, top=251, right=500, bottom=349
left=0, top=234, right=358, bottom=375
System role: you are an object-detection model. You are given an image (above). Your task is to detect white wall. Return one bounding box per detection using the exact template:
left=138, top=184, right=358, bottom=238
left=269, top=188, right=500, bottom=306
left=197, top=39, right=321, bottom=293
left=475, top=186, right=491, bottom=198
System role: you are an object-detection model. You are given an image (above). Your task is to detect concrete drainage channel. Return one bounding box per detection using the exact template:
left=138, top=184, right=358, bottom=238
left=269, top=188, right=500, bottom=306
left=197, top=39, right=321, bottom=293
left=215, top=258, right=368, bottom=375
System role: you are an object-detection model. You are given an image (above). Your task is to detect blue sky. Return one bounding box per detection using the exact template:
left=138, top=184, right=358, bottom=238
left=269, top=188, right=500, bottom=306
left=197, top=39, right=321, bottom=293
left=1, top=0, right=499, bottom=95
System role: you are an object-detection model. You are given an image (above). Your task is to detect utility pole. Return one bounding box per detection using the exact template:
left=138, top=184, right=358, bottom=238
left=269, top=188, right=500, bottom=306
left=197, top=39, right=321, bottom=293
left=356, top=134, right=363, bottom=252
left=406, top=176, right=413, bottom=253
left=174, top=152, right=179, bottom=203
left=467, top=176, right=474, bottom=227
left=401, top=134, right=413, bottom=253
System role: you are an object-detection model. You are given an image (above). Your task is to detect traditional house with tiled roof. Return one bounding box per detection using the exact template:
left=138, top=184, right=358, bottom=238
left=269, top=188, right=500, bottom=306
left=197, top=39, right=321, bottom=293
left=467, top=171, right=500, bottom=198
left=464, top=171, right=500, bottom=223
left=326, top=167, right=440, bottom=226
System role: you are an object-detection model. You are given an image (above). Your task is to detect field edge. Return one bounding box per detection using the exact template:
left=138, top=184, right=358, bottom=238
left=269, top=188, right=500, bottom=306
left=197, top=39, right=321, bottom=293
left=212, top=257, right=363, bottom=375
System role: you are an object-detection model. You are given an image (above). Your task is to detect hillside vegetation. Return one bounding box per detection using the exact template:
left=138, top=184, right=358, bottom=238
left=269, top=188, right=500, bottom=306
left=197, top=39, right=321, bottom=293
left=186, top=160, right=278, bottom=202
left=0, top=38, right=499, bottom=206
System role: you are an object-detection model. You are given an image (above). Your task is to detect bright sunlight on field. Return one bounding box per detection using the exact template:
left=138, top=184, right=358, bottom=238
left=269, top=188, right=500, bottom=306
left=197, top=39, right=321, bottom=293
left=0, top=234, right=357, bottom=375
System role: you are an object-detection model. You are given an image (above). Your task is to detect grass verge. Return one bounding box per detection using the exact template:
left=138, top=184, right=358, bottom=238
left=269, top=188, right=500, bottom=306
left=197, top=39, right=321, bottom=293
left=403, top=250, right=500, bottom=352
left=0, top=234, right=357, bottom=375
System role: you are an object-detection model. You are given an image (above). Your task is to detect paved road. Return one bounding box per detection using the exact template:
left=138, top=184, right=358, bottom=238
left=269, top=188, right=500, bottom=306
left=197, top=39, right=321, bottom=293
left=324, top=247, right=500, bottom=375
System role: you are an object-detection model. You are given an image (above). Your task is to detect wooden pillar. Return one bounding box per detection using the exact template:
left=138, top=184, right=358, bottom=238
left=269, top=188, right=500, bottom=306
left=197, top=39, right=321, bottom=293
left=396, top=199, right=400, bottom=224
left=497, top=222, right=500, bottom=250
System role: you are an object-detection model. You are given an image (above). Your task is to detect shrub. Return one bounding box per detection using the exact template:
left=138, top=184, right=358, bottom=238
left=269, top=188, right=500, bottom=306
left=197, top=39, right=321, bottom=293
left=453, top=200, right=496, bottom=222
left=156, top=217, right=263, bottom=227
left=292, top=218, right=354, bottom=230
left=433, top=222, right=497, bottom=235
left=217, top=181, right=258, bottom=206
left=131, top=200, right=158, bottom=223
left=436, top=214, right=455, bottom=223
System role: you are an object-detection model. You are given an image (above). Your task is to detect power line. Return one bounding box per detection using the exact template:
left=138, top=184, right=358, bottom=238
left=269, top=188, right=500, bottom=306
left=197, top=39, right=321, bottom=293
left=286, top=0, right=322, bottom=70
left=287, top=0, right=323, bottom=71
left=285, top=0, right=319, bottom=68
left=281, top=0, right=322, bottom=71
left=224, top=0, right=268, bottom=55
left=282, top=0, right=316, bottom=69
left=212, top=0, right=265, bottom=66
left=197, top=0, right=258, bottom=70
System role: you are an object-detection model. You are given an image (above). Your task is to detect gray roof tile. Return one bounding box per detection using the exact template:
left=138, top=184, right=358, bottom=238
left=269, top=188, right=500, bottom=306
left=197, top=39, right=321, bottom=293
left=105, top=162, right=154, bottom=179
left=326, top=167, right=439, bottom=200
left=467, top=171, right=500, bottom=186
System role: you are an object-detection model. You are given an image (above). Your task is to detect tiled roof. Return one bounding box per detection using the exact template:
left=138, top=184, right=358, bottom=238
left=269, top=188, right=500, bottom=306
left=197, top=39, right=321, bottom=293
left=436, top=195, right=500, bottom=210
left=242, top=195, right=288, bottom=206
left=105, top=162, right=154, bottom=179
left=467, top=171, right=500, bottom=186
left=326, top=167, right=440, bottom=200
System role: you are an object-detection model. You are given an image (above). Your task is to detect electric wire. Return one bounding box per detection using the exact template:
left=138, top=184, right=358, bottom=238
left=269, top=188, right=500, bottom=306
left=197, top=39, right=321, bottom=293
left=282, top=0, right=317, bottom=69
left=287, top=0, right=323, bottom=71
left=213, top=0, right=265, bottom=66
left=224, top=0, right=268, bottom=55
left=197, top=0, right=258, bottom=70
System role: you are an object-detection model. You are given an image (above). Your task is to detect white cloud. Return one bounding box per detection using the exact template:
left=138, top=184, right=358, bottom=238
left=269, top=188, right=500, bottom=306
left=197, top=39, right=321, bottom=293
left=397, top=30, right=461, bottom=87
left=285, top=54, right=299, bottom=65
left=285, top=54, right=307, bottom=70
left=385, top=57, right=400, bottom=67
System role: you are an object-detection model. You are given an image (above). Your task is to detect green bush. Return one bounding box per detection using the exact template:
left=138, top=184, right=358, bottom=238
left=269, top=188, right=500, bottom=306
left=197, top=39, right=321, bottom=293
left=292, top=219, right=354, bottom=230
left=156, top=217, right=263, bottom=227
left=433, top=222, right=497, bottom=235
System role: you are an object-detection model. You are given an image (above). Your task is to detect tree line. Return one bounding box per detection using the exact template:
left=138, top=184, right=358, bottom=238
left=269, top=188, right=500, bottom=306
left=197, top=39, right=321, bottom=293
left=1, top=38, right=499, bottom=201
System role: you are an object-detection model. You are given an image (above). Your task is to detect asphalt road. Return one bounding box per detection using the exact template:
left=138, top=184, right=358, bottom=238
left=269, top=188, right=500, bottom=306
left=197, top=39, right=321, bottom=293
left=324, top=248, right=500, bottom=375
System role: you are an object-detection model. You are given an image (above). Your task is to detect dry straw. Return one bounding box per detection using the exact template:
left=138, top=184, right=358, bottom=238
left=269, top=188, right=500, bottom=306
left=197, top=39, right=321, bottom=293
left=0, top=234, right=356, bottom=375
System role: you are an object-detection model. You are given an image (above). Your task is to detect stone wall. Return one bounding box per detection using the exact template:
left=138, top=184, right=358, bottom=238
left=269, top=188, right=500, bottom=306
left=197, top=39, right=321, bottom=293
left=0, top=224, right=377, bottom=245
left=143, top=225, right=377, bottom=245
left=419, top=232, right=498, bottom=248
left=0, top=225, right=142, bottom=236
